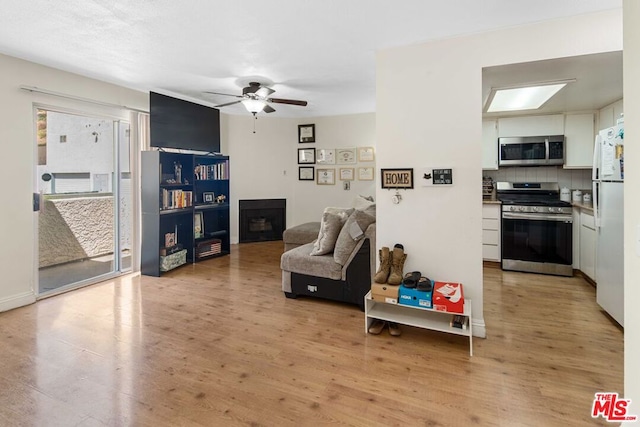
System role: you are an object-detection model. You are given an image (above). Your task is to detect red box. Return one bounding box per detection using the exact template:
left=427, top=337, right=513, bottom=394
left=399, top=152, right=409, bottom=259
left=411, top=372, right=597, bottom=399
left=432, top=282, right=464, bottom=313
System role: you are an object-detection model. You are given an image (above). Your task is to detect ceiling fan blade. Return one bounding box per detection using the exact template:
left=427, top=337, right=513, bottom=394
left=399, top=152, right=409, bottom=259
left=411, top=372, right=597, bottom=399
left=204, top=91, right=244, bottom=99
left=267, top=97, right=308, bottom=107
left=263, top=104, right=276, bottom=113
left=215, top=100, right=243, bottom=108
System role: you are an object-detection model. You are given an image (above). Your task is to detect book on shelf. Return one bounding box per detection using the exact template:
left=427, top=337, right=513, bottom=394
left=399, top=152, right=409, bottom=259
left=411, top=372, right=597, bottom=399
left=195, top=160, right=229, bottom=180
left=450, top=315, right=468, bottom=330
left=160, top=243, right=183, bottom=256
left=160, top=189, right=193, bottom=210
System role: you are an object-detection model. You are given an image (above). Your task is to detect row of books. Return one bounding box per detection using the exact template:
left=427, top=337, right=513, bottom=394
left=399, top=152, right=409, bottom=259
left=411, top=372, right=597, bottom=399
left=161, top=189, right=193, bottom=210
left=195, top=161, right=229, bottom=180
left=450, top=315, right=468, bottom=330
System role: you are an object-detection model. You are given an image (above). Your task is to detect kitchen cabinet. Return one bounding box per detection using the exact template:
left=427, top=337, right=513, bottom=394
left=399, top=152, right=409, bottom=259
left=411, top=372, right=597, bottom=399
left=564, top=113, right=595, bottom=169
left=580, top=210, right=596, bottom=282
left=482, top=119, right=498, bottom=170
left=497, top=114, right=564, bottom=137
left=598, top=99, right=623, bottom=129
left=482, top=203, right=501, bottom=262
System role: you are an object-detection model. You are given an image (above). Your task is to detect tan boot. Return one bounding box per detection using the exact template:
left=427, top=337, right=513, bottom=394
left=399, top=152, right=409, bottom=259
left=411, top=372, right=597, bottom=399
left=374, top=247, right=391, bottom=284
left=387, top=244, right=406, bottom=285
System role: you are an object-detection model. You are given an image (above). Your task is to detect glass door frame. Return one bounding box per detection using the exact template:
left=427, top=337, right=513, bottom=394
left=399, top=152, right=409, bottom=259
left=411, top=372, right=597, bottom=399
left=33, top=103, right=137, bottom=298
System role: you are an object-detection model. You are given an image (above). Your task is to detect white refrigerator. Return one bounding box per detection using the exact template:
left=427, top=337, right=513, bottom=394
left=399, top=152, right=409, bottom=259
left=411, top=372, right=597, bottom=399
left=592, top=124, right=624, bottom=326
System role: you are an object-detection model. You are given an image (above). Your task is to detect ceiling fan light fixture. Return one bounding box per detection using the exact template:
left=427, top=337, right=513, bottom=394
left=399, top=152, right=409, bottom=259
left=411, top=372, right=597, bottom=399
left=242, top=99, right=267, bottom=114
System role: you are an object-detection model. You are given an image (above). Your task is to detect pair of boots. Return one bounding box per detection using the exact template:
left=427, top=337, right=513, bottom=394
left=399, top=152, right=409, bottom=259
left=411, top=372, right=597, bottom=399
left=374, top=244, right=406, bottom=285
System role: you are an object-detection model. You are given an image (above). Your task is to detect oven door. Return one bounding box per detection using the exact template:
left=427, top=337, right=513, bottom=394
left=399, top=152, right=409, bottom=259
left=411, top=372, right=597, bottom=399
left=501, top=212, right=573, bottom=276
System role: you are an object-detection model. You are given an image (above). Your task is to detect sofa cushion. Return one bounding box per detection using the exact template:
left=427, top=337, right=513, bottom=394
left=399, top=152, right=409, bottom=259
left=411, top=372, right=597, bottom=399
left=333, top=210, right=376, bottom=266
left=282, top=222, right=321, bottom=246
left=353, top=194, right=375, bottom=210
left=310, top=207, right=354, bottom=256
left=281, top=242, right=343, bottom=280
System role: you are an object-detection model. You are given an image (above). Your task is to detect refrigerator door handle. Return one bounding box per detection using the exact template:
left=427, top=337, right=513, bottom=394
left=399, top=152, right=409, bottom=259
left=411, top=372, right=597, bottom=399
left=593, top=180, right=600, bottom=228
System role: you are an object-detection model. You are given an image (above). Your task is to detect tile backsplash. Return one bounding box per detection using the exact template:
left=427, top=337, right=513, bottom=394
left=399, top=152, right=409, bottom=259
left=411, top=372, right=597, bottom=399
left=483, top=166, right=592, bottom=191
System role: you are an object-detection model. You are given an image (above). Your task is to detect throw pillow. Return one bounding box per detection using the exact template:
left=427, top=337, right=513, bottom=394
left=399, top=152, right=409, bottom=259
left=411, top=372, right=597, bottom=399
left=310, top=207, right=354, bottom=256
left=353, top=195, right=375, bottom=210
left=333, top=209, right=376, bottom=265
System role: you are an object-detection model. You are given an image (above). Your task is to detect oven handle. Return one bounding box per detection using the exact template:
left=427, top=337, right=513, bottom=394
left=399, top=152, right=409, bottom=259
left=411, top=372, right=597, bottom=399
left=502, top=212, right=573, bottom=222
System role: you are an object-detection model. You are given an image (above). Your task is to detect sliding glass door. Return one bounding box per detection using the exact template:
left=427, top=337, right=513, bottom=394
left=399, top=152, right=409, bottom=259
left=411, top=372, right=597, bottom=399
left=35, top=108, right=132, bottom=296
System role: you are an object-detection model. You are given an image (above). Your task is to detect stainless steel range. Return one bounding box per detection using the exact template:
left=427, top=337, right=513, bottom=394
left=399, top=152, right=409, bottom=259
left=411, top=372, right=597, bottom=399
left=496, top=182, right=573, bottom=277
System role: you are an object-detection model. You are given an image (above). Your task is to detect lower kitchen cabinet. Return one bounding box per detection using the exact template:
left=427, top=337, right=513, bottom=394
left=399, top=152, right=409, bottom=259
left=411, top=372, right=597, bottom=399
left=580, top=210, right=596, bottom=281
left=482, top=203, right=501, bottom=262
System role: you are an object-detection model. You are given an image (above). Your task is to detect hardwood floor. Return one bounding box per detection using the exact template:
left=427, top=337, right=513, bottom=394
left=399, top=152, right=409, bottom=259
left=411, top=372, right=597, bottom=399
left=0, top=241, right=623, bottom=426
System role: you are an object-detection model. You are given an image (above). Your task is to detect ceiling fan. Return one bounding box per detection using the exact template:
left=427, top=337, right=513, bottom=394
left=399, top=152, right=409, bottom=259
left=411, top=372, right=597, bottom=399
left=205, top=82, right=308, bottom=116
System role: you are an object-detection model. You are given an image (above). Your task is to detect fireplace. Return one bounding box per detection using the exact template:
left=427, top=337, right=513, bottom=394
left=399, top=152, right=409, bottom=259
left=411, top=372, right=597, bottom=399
left=239, top=199, right=286, bottom=243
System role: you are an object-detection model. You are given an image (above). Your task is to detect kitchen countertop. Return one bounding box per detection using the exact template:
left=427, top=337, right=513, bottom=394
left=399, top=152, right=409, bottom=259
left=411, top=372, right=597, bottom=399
left=483, top=199, right=501, bottom=204
left=572, top=201, right=594, bottom=213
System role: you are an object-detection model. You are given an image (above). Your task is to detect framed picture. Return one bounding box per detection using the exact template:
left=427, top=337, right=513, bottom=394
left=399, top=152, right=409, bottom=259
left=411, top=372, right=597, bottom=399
left=358, top=167, right=374, bottom=181
left=203, top=192, right=215, bottom=203
left=298, top=148, right=316, bottom=164
left=316, top=148, right=335, bottom=164
left=381, top=168, right=414, bottom=189
left=339, top=167, right=355, bottom=181
left=194, top=212, right=204, bottom=238
left=358, top=146, right=375, bottom=162
left=299, top=166, right=314, bottom=181
left=336, top=148, right=357, bottom=164
left=298, top=124, right=315, bottom=143
left=316, top=168, right=335, bottom=185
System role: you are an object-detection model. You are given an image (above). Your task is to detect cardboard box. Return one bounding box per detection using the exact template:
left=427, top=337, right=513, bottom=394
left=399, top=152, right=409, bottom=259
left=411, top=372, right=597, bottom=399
left=432, top=281, right=464, bottom=313
left=371, top=283, right=400, bottom=304
left=398, top=285, right=432, bottom=309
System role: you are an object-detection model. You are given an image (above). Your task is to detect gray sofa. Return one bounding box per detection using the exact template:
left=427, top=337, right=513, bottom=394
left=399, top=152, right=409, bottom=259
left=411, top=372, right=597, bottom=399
left=280, top=221, right=376, bottom=310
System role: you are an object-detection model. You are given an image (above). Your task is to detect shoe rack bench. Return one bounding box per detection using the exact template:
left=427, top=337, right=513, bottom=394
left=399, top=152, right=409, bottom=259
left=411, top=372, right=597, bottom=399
left=364, top=290, right=473, bottom=356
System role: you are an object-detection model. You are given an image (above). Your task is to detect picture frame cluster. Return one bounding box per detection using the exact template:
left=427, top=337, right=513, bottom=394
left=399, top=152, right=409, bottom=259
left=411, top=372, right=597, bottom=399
left=297, top=123, right=375, bottom=185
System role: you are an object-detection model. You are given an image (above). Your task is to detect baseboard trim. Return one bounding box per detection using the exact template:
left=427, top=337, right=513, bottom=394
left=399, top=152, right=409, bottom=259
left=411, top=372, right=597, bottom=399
left=575, top=270, right=596, bottom=287
left=0, top=291, right=36, bottom=313
left=472, top=318, right=486, bottom=338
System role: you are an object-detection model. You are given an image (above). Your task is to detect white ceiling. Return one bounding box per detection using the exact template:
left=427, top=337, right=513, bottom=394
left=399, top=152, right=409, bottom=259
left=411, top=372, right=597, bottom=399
left=483, top=51, right=623, bottom=118
left=0, top=0, right=622, bottom=117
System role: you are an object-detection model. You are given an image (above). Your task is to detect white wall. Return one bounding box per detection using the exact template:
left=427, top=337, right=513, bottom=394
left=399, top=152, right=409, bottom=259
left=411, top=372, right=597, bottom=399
left=0, top=53, right=147, bottom=312
left=623, top=0, right=640, bottom=416
left=376, top=9, right=623, bottom=339
left=223, top=113, right=376, bottom=243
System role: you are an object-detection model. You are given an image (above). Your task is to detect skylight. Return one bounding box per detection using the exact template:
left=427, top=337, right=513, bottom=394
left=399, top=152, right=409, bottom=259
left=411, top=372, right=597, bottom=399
left=486, top=81, right=572, bottom=113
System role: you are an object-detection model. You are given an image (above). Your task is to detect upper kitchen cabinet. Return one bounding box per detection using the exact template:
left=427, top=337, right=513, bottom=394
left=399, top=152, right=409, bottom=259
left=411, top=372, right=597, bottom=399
left=598, top=99, right=624, bottom=129
left=482, top=119, right=498, bottom=170
left=497, top=114, right=564, bottom=137
left=564, top=113, right=595, bottom=169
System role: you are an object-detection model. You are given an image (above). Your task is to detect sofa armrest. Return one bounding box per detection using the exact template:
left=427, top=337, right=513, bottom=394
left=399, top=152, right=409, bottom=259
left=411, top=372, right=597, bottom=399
left=283, top=222, right=321, bottom=251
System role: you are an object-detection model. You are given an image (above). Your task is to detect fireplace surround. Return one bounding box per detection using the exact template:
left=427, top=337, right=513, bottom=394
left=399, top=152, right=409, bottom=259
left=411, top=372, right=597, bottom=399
left=239, top=199, right=286, bottom=243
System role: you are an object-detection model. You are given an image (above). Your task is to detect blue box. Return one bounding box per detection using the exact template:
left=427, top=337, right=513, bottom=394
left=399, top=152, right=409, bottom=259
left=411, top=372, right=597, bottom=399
left=398, top=284, right=432, bottom=309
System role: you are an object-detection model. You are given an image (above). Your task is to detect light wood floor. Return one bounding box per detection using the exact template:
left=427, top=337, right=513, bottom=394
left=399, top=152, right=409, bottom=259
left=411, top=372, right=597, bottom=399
left=0, top=242, right=623, bottom=426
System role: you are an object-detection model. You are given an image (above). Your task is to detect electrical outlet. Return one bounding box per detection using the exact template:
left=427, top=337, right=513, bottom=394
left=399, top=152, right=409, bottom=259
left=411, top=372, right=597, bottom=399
left=343, top=181, right=350, bottom=190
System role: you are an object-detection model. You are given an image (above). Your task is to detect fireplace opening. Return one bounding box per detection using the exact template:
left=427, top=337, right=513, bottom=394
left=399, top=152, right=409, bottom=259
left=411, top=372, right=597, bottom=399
left=239, top=199, right=286, bottom=243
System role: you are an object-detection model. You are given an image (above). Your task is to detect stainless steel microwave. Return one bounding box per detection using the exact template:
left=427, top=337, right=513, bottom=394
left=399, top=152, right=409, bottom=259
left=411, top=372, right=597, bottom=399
left=498, top=135, right=565, bottom=166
